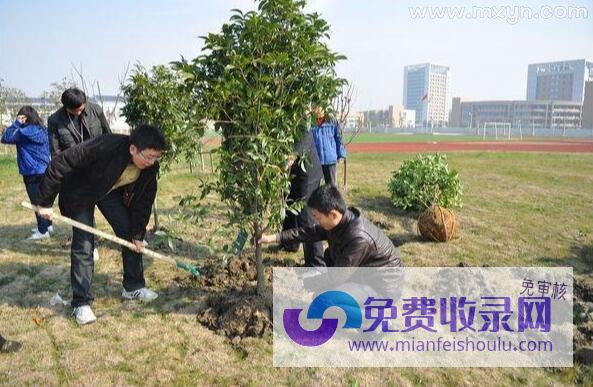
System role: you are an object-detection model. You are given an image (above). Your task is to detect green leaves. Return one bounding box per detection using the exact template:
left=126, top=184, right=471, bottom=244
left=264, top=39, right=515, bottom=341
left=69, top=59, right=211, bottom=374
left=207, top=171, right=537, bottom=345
left=122, top=0, right=345, bottom=295
left=121, top=64, right=205, bottom=172
left=388, top=154, right=463, bottom=211
left=179, top=0, right=345, bottom=238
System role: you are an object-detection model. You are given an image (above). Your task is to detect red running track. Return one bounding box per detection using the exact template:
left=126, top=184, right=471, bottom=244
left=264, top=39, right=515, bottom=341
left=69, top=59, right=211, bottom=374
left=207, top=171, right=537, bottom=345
left=347, top=140, right=593, bottom=153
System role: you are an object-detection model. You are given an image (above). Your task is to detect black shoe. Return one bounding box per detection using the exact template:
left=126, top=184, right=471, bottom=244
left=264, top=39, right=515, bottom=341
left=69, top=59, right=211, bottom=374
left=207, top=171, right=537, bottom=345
left=0, top=338, right=22, bottom=353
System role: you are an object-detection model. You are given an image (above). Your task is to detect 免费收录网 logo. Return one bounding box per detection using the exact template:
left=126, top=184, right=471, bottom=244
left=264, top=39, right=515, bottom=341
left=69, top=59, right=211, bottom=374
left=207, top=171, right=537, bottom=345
left=283, top=291, right=362, bottom=346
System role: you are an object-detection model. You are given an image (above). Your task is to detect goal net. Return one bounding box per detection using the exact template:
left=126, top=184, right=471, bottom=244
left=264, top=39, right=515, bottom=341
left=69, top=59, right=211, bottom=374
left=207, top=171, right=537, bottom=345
left=482, top=122, right=512, bottom=140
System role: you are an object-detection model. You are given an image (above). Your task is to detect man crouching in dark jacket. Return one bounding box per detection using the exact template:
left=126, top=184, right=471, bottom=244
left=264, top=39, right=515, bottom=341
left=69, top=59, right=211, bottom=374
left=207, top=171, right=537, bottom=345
left=35, top=125, right=166, bottom=325
left=260, top=185, right=403, bottom=296
left=260, top=184, right=402, bottom=268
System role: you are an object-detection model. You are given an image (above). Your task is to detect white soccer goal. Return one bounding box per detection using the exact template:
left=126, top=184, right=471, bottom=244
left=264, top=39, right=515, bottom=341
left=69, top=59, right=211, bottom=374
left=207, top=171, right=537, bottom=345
left=482, top=122, right=512, bottom=140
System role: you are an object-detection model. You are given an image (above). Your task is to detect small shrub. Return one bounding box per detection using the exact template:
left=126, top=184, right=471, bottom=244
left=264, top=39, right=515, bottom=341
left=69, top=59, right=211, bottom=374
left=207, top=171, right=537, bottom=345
left=388, top=153, right=463, bottom=211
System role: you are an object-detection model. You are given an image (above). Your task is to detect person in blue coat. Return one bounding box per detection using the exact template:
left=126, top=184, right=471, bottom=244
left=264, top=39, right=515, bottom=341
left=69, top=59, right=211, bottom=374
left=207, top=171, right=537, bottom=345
left=310, top=106, right=346, bottom=186
left=1, top=106, right=53, bottom=239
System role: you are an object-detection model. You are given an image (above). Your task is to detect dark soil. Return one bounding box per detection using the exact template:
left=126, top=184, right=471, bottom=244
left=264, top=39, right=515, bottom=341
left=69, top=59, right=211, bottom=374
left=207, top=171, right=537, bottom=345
left=180, top=255, right=275, bottom=340
left=197, top=291, right=272, bottom=340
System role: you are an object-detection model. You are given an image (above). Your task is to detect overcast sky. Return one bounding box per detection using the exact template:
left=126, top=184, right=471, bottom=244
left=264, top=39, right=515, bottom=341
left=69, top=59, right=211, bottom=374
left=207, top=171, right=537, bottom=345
left=1, top=0, right=592, bottom=110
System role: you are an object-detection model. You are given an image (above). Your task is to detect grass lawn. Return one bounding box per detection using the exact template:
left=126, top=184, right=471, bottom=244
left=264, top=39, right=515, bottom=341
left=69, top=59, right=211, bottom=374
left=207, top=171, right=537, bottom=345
left=180, top=132, right=593, bottom=152
left=0, top=150, right=592, bottom=385
left=347, top=132, right=593, bottom=144
left=349, top=132, right=483, bottom=143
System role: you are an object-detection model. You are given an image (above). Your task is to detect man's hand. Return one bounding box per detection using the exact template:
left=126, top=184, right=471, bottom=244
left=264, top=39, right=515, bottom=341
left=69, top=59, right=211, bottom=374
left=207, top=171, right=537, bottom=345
left=286, top=155, right=296, bottom=171
left=258, top=234, right=278, bottom=244
left=132, top=240, right=145, bottom=253
left=337, top=157, right=344, bottom=164
left=37, top=207, right=54, bottom=221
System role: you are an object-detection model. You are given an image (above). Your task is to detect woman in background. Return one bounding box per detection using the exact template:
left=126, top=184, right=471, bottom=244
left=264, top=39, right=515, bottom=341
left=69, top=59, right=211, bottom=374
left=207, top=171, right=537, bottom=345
left=1, top=106, right=53, bottom=239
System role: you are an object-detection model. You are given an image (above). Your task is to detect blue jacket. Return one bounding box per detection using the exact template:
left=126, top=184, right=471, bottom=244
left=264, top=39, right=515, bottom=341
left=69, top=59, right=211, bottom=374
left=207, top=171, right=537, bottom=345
left=1, top=121, right=51, bottom=176
left=311, top=119, right=346, bottom=165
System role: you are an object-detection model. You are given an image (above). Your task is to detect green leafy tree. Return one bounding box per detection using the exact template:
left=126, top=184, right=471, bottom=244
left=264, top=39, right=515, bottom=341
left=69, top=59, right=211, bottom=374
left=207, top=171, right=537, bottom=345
left=122, top=64, right=204, bottom=171
left=175, top=0, right=345, bottom=295
left=122, top=64, right=205, bottom=229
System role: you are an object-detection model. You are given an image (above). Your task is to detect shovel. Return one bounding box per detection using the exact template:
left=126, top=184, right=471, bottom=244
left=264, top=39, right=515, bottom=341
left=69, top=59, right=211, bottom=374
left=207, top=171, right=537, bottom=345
left=21, top=201, right=200, bottom=277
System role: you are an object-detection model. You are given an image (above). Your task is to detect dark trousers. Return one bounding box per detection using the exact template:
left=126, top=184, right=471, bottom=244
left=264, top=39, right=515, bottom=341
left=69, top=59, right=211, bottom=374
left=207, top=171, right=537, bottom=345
left=282, top=205, right=325, bottom=267
left=282, top=168, right=325, bottom=267
left=70, top=190, right=145, bottom=307
left=322, top=164, right=337, bottom=186
left=23, top=174, right=53, bottom=234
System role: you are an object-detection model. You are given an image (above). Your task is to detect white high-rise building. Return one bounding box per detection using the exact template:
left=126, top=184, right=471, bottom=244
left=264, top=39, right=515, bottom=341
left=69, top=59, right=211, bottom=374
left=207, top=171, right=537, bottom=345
left=526, top=59, right=593, bottom=102
left=403, top=63, right=450, bottom=127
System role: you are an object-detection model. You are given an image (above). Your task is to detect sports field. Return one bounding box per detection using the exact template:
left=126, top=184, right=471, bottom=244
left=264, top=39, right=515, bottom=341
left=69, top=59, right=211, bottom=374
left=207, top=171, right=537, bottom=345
left=1, top=148, right=592, bottom=385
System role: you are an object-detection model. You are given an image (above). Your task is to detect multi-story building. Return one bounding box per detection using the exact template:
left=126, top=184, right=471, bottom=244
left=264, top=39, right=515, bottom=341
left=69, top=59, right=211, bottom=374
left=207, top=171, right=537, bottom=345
left=526, top=59, right=593, bottom=102
left=450, top=99, right=583, bottom=130
left=343, top=112, right=364, bottom=130
left=392, top=105, right=416, bottom=128
left=359, top=105, right=415, bottom=129
left=404, top=63, right=450, bottom=127
left=449, top=97, right=464, bottom=127
left=360, top=108, right=393, bottom=129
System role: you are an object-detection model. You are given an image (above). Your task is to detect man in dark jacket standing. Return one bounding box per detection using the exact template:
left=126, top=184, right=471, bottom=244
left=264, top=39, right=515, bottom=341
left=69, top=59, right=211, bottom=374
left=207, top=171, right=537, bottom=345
left=47, top=88, right=111, bottom=155
left=48, top=87, right=112, bottom=261
left=36, top=125, right=166, bottom=325
left=281, top=129, right=324, bottom=266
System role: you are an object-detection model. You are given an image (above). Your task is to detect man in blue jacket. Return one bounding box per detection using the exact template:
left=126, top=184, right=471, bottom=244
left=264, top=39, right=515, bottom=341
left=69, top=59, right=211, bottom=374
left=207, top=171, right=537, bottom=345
left=310, top=106, right=346, bottom=186
left=1, top=106, right=53, bottom=239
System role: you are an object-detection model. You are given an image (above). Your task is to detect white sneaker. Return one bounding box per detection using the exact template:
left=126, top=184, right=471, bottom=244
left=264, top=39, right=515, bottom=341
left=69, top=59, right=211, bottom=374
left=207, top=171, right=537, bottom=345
left=28, top=230, right=50, bottom=240
left=72, top=305, right=97, bottom=325
left=93, top=248, right=100, bottom=262
left=122, top=287, right=158, bottom=302
left=31, top=225, right=54, bottom=233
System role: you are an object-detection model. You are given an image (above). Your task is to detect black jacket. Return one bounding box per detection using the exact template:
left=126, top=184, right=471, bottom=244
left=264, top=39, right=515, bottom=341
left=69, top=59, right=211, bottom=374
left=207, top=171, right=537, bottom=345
left=280, top=207, right=402, bottom=267
left=47, top=102, right=111, bottom=156
left=36, top=134, right=158, bottom=240
left=289, top=130, right=323, bottom=200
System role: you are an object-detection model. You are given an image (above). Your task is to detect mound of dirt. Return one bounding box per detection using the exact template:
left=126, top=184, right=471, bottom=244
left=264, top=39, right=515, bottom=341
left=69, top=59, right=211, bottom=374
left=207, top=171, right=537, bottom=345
left=197, top=292, right=272, bottom=340
left=174, top=255, right=275, bottom=339
left=576, top=276, right=593, bottom=303
left=196, top=256, right=271, bottom=292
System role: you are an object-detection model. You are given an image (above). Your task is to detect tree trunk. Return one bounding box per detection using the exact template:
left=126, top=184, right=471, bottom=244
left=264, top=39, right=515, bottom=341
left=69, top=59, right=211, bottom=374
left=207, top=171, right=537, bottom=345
left=152, top=201, right=160, bottom=231
left=188, top=160, right=193, bottom=174
left=209, top=152, right=214, bottom=173
left=200, top=151, right=205, bottom=172
left=254, top=222, right=265, bottom=296
left=343, top=158, right=348, bottom=187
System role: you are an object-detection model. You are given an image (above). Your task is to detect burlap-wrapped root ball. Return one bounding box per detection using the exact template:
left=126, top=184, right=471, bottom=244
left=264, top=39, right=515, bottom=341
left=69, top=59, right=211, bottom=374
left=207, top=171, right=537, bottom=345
left=417, top=205, right=459, bottom=242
